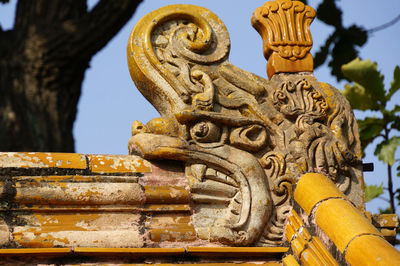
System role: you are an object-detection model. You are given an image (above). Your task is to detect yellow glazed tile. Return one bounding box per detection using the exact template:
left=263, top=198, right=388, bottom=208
left=299, top=237, right=338, bottom=266
left=0, top=152, right=86, bottom=169
left=282, top=254, right=300, bottom=266
left=315, top=198, right=381, bottom=252
left=144, top=185, right=189, bottom=204
left=294, top=173, right=346, bottom=215
left=300, top=248, right=323, bottom=266
left=308, top=237, right=338, bottom=266
left=186, top=246, right=289, bottom=256
left=88, top=154, right=151, bottom=173
left=73, top=247, right=185, bottom=256
left=372, top=213, right=399, bottom=228
left=0, top=248, right=71, bottom=255
left=290, top=236, right=308, bottom=258
left=285, top=222, right=297, bottom=244
left=290, top=225, right=312, bottom=258
left=285, top=210, right=304, bottom=242
left=345, top=234, right=400, bottom=265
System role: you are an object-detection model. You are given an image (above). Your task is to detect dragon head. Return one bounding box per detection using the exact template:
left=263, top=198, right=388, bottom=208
left=127, top=2, right=364, bottom=246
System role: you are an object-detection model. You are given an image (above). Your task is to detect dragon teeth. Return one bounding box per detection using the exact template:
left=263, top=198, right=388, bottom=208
left=205, top=167, right=217, bottom=176
left=191, top=163, right=207, bottom=180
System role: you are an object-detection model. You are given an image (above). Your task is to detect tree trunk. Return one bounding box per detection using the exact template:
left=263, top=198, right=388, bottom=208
left=0, top=0, right=142, bottom=152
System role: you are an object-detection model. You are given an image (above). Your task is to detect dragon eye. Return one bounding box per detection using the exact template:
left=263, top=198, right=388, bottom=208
left=190, top=121, right=220, bottom=143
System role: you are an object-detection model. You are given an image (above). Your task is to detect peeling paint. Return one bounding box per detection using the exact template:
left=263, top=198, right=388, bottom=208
left=0, top=152, right=86, bottom=169
left=88, top=154, right=151, bottom=173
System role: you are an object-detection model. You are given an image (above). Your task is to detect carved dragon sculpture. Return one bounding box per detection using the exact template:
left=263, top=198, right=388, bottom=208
left=127, top=1, right=364, bottom=246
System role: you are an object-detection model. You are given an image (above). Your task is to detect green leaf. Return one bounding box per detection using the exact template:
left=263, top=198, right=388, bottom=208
left=364, top=184, right=384, bottom=203
left=374, top=136, right=400, bottom=165
left=357, top=117, right=385, bottom=152
left=391, top=116, right=400, bottom=131
left=342, top=58, right=386, bottom=106
left=342, top=83, right=381, bottom=111
left=387, top=66, right=400, bottom=100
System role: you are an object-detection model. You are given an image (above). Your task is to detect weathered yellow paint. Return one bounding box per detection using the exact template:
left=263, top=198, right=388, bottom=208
left=372, top=213, right=399, bottom=227
left=143, top=204, right=191, bottom=212
left=12, top=213, right=143, bottom=248
left=0, top=152, right=86, bottom=169
left=148, top=215, right=196, bottom=242
left=149, top=228, right=197, bottom=242
left=14, top=175, right=139, bottom=183
left=319, top=82, right=337, bottom=113
left=294, top=173, right=346, bottom=215
left=14, top=182, right=144, bottom=206
left=127, top=4, right=229, bottom=119
left=12, top=213, right=101, bottom=247
left=88, top=154, right=151, bottom=173
left=144, top=185, right=189, bottom=204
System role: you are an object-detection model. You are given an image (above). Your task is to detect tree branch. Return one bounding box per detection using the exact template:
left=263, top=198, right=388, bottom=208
left=368, top=13, right=400, bottom=33
left=70, top=0, right=143, bottom=58
left=14, top=0, right=87, bottom=33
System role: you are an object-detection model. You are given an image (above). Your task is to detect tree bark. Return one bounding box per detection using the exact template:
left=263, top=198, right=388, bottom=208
left=0, top=0, right=142, bottom=152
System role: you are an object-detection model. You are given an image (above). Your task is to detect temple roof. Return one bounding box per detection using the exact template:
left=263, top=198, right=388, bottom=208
left=1, top=0, right=399, bottom=265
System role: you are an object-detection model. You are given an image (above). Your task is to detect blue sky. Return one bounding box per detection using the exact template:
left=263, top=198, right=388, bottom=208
left=1, top=0, right=400, bottom=215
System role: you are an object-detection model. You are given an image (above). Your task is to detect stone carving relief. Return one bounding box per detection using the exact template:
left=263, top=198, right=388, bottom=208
left=127, top=1, right=364, bottom=246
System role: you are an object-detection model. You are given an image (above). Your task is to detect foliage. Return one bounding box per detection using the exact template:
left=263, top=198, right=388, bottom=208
left=342, top=58, right=400, bottom=214
left=365, top=184, right=384, bottom=203
left=304, top=0, right=399, bottom=82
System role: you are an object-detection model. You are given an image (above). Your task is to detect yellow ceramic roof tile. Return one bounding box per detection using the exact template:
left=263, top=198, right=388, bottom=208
left=285, top=222, right=298, bottom=244
left=290, top=237, right=307, bottom=259
left=0, top=248, right=71, bottom=255
left=345, top=234, right=400, bottom=265
left=299, top=237, right=338, bottom=266
left=282, top=254, right=300, bottom=266
left=186, top=246, right=289, bottom=257
left=9, top=175, right=139, bottom=183
left=14, top=182, right=144, bottom=206
left=149, top=228, right=197, bottom=242
left=308, top=237, right=338, bottom=266
left=73, top=247, right=185, bottom=256
left=142, top=204, right=191, bottom=212
left=372, top=213, right=399, bottom=228
left=144, top=185, right=189, bottom=204
left=315, top=198, right=381, bottom=252
left=285, top=210, right=305, bottom=242
left=0, top=152, right=86, bottom=169
left=129, top=261, right=282, bottom=266
left=88, top=154, right=151, bottom=173
left=294, top=173, right=346, bottom=215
